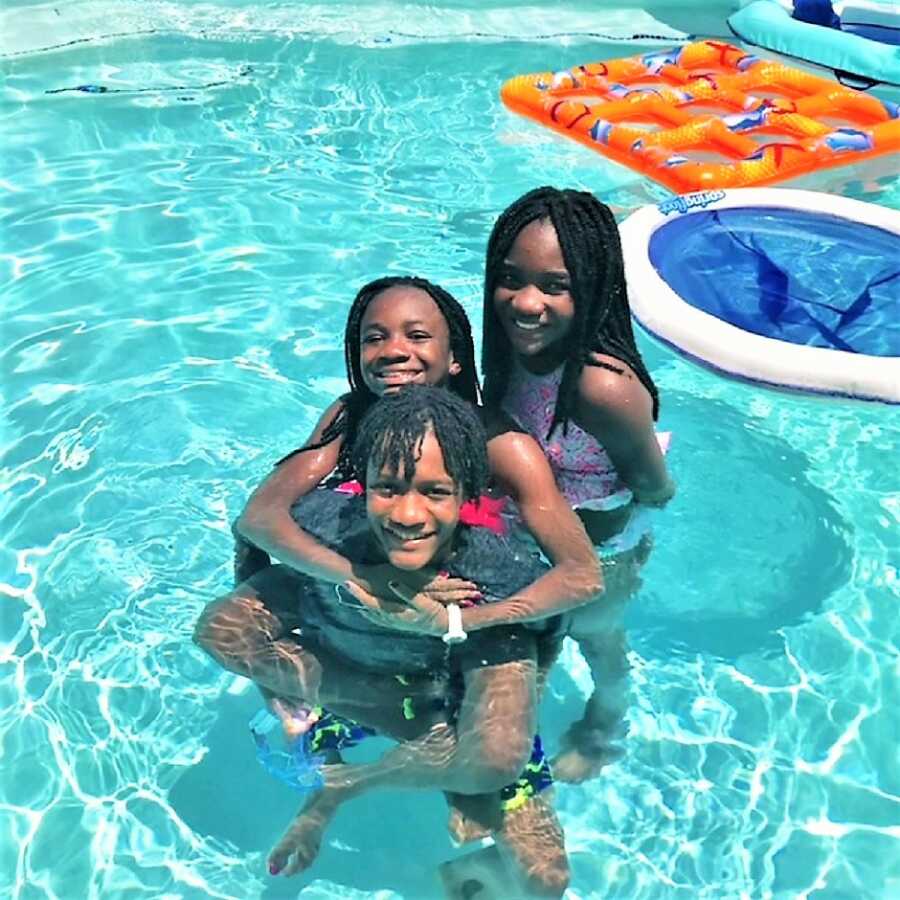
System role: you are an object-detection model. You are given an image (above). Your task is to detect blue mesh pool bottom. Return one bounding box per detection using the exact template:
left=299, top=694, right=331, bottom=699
left=649, top=207, right=900, bottom=356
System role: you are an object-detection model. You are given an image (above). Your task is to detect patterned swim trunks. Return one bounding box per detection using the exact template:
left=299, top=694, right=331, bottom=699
left=306, top=708, right=553, bottom=811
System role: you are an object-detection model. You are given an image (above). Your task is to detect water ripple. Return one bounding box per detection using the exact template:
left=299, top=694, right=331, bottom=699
left=2, top=19, right=898, bottom=900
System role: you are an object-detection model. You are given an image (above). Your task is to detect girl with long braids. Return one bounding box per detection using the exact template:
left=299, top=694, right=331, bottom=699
left=232, top=274, right=483, bottom=591
left=482, top=186, right=676, bottom=783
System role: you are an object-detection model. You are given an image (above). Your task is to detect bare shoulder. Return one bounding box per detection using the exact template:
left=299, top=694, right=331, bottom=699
left=577, top=354, right=652, bottom=425
left=487, top=429, right=549, bottom=470
left=486, top=430, right=556, bottom=499
left=478, top=406, right=522, bottom=443
left=309, top=397, right=347, bottom=441
left=249, top=397, right=346, bottom=497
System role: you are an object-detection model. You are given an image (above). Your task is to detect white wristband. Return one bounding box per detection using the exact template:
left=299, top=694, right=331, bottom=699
left=442, top=603, right=467, bottom=645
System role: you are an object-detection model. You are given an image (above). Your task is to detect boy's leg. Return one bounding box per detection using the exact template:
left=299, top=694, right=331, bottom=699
left=268, top=633, right=541, bottom=876
left=495, top=791, right=569, bottom=898
left=319, top=629, right=539, bottom=797
left=194, top=565, right=319, bottom=697
left=440, top=793, right=569, bottom=900
left=194, top=565, right=443, bottom=734
left=233, top=529, right=271, bottom=585
left=445, top=632, right=564, bottom=845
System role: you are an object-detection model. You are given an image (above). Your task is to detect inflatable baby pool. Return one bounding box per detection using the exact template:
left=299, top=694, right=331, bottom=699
left=621, top=188, right=900, bottom=402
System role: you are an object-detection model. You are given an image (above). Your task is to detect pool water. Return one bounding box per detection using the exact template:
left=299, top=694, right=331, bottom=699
left=2, top=3, right=899, bottom=898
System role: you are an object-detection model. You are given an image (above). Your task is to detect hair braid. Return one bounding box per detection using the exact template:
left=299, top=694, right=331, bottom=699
left=351, top=385, right=489, bottom=501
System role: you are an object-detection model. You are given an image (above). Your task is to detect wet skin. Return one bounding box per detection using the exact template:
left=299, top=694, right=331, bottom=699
left=493, top=218, right=575, bottom=374
left=359, top=285, right=461, bottom=395
left=366, top=431, right=462, bottom=572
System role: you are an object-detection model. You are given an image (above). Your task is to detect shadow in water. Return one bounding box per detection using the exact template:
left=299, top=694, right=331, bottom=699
left=630, top=394, right=853, bottom=660
left=170, top=687, right=461, bottom=899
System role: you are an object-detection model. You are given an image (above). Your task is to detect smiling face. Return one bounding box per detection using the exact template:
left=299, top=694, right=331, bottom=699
left=359, top=286, right=461, bottom=396
left=366, top=429, right=462, bottom=571
left=492, top=218, right=576, bottom=372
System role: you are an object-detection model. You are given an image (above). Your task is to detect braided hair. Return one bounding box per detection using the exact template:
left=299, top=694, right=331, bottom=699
left=482, top=186, right=659, bottom=438
left=279, top=276, right=480, bottom=480
left=351, top=385, right=489, bottom=502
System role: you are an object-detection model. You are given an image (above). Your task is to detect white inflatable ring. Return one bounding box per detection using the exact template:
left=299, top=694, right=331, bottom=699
left=621, top=188, right=900, bottom=403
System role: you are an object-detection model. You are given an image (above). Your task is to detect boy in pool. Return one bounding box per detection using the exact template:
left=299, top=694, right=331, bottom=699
left=196, top=386, right=569, bottom=896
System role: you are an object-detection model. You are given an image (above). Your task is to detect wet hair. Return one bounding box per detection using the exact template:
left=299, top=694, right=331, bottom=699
left=482, top=186, right=659, bottom=436
left=351, top=385, right=489, bottom=502
left=278, top=275, right=480, bottom=478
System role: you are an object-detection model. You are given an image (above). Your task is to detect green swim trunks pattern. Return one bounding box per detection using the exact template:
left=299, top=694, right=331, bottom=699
left=306, top=709, right=553, bottom=812
left=499, top=734, right=553, bottom=811
left=306, top=707, right=377, bottom=754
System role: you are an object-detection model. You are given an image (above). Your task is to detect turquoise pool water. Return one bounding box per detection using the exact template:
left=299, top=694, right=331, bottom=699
left=2, top=4, right=899, bottom=898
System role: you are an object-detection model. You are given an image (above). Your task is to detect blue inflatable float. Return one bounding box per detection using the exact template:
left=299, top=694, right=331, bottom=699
left=621, top=188, right=900, bottom=403
left=729, top=0, right=900, bottom=87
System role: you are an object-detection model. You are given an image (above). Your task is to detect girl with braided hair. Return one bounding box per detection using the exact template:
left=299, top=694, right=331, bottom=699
left=482, top=186, right=676, bottom=782
left=232, top=274, right=481, bottom=589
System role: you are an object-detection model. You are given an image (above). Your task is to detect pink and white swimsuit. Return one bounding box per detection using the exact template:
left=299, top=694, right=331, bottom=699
left=502, top=360, right=634, bottom=512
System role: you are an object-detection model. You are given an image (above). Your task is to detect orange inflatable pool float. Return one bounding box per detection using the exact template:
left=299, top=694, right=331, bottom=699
left=500, top=41, right=899, bottom=193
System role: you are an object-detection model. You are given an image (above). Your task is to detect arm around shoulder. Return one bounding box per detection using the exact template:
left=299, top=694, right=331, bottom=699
left=460, top=431, right=602, bottom=632
left=235, top=400, right=358, bottom=584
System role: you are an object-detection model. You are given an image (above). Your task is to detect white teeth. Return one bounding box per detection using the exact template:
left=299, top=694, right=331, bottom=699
left=386, top=529, right=431, bottom=543
left=513, top=320, right=542, bottom=332
left=378, top=371, right=421, bottom=380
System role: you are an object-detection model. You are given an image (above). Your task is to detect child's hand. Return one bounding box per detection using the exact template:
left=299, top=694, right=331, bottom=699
left=411, top=572, right=482, bottom=608
left=352, top=563, right=427, bottom=600
left=341, top=581, right=449, bottom=637
left=267, top=697, right=320, bottom=741
left=352, top=565, right=480, bottom=607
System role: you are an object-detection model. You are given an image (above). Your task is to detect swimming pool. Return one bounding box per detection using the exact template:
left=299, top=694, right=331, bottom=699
left=2, top=2, right=898, bottom=898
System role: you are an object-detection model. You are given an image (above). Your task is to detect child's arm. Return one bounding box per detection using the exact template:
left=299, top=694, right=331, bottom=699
left=236, top=400, right=363, bottom=586
left=575, top=355, right=675, bottom=506
left=461, top=431, right=603, bottom=631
